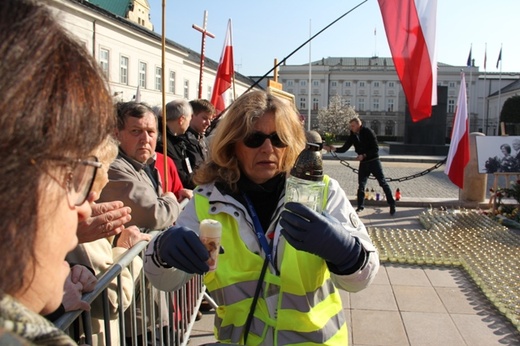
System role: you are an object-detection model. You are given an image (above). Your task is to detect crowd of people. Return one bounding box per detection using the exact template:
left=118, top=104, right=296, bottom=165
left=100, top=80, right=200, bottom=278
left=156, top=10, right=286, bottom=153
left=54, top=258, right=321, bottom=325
left=0, top=0, right=380, bottom=345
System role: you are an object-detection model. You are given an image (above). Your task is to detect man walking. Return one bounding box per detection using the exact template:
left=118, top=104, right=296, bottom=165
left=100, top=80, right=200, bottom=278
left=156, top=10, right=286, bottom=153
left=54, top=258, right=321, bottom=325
left=324, top=117, right=396, bottom=215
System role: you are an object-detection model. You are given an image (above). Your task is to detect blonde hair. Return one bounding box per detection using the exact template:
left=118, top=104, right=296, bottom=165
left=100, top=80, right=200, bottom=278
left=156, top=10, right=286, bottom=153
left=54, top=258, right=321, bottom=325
left=194, top=90, right=306, bottom=192
left=91, top=135, right=119, bottom=195
left=95, top=135, right=119, bottom=166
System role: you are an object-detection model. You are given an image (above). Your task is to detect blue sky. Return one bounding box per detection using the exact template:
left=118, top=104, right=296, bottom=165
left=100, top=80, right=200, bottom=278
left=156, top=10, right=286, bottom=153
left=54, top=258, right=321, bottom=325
left=148, top=0, right=519, bottom=77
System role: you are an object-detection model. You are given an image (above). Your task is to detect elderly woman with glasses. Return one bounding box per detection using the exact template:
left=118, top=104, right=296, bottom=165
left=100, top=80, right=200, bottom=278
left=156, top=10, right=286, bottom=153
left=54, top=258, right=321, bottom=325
left=0, top=0, right=115, bottom=344
left=145, top=90, right=379, bottom=345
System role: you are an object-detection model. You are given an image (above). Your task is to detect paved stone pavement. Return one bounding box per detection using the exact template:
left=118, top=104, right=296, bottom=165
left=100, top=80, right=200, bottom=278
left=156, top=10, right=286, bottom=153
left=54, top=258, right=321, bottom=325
left=324, top=159, right=460, bottom=201
left=322, top=147, right=502, bottom=201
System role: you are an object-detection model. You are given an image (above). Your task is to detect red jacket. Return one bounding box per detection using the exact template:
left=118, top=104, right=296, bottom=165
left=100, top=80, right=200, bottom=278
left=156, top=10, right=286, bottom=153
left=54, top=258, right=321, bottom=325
left=155, top=152, right=184, bottom=199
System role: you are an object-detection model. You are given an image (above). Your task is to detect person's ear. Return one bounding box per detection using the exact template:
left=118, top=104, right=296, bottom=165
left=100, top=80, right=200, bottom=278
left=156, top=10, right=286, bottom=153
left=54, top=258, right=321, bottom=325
left=115, top=128, right=121, bottom=140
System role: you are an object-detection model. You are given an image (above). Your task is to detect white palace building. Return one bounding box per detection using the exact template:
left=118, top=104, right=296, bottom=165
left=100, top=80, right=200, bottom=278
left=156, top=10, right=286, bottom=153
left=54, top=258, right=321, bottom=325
left=48, top=0, right=258, bottom=108
left=48, top=0, right=520, bottom=139
left=278, top=57, right=520, bottom=138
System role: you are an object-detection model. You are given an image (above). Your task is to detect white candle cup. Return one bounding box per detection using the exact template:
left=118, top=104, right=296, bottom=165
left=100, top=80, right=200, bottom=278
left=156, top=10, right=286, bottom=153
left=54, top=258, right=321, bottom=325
left=199, top=219, right=222, bottom=272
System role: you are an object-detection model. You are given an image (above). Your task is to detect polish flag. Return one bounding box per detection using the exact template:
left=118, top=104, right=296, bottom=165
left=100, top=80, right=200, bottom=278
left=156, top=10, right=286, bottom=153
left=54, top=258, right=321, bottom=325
left=210, top=19, right=234, bottom=116
left=378, top=0, right=437, bottom=122
left=444, top=73, right=469, bottom=189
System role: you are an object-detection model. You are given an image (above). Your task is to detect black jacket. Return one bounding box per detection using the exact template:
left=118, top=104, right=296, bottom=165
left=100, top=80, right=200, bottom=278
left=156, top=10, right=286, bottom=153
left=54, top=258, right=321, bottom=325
left=335, top=126, right=380, bottom=161
left=184, top=127, right=207, bottom=169
left=156, top=128, right=194, bottom=189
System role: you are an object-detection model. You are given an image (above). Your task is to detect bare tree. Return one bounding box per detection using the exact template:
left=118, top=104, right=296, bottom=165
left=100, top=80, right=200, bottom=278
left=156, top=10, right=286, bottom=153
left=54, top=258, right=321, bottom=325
left=317, top=95, right=357, bottom=144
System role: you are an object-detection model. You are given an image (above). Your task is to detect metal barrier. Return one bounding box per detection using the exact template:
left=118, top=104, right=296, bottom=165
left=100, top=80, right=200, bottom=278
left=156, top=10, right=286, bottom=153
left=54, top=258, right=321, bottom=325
left=55, top=201, right=217, bottom=345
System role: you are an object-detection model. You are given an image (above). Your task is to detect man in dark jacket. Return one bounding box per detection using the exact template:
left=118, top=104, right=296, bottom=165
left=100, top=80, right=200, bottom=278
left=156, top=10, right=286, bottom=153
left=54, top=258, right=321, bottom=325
left=182, top=99, right=216, bottom=188
left=324, top=117, right=396, bottom=215
left=156, top=99, right=194, bottom=188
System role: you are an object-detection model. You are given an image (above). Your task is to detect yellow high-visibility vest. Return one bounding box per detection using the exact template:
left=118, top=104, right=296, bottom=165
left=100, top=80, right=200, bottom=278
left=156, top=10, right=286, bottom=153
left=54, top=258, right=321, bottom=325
left=195, top=175, right=349, bottom=345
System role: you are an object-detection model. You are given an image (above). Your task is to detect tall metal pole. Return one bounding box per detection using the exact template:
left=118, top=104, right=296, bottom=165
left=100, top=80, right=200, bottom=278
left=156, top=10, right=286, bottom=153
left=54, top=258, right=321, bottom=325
left=161, top=0, right=168, bottom=190
left=484, top=43, right=489, bottom=135
left=307, top=19, right=312, bottom=131
left=497, top=44, right=503, bottom=134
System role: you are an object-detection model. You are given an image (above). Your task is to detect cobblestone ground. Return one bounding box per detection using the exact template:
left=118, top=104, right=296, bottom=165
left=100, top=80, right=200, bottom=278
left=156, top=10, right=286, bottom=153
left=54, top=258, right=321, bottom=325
left=323, top=159, right=497, bottom=200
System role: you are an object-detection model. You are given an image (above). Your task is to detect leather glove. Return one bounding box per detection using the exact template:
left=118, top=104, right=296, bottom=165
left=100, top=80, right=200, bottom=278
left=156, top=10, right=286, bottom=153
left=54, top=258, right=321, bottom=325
left=158, top=226, right=209, bottom=275
left=280, top=202, right=364, bottom=274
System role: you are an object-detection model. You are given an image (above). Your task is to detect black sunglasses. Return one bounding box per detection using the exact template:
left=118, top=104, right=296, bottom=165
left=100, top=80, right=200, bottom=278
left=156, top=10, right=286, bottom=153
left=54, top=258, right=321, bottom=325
left=243, top=132, right=287, bottom=148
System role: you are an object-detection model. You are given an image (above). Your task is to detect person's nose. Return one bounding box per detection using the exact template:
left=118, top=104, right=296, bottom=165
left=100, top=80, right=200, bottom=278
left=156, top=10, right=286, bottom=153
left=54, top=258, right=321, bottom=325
left=139, top=131, right=153, bottom=144
left=259, top=137, right=275, bottom=152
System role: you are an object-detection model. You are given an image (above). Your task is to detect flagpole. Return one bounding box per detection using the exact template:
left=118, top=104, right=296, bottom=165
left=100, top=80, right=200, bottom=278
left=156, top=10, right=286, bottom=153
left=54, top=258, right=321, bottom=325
left=161, top=0, right=168, bottom=190
left=307, top=19, right=311, bottom=131
left=373, top=27, right=377, bottom=56
left=484, top=43, right=488, bottom=135
left=497, top=44, right=502, bottom=134
left=467, top=44, right=472, bottom=131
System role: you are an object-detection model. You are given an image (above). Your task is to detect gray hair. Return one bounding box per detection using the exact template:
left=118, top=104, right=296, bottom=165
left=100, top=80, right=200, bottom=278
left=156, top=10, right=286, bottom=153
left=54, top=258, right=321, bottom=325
left=165, top=99, right=192, bottom=121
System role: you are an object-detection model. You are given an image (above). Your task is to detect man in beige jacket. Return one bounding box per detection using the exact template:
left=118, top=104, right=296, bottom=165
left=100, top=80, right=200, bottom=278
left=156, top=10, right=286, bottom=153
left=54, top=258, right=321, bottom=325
left=98, top=101, right=181, bottom=230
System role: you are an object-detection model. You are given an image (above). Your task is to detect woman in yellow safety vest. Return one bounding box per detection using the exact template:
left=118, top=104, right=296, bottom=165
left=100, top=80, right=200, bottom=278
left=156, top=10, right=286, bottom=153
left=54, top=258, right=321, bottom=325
left=145, top=90, right=379, bottom=345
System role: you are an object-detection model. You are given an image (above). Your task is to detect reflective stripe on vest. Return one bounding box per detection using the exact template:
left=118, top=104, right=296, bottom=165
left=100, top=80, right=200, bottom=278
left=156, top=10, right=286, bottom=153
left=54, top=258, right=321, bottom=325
left=194, top=175, right=348, bottom=345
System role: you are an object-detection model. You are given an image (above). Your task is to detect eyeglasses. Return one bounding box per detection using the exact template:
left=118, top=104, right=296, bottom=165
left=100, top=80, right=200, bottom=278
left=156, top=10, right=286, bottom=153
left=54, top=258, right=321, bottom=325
left=33, top=156, right=102, bottom=207
left=243, top=132, right=287, bottom=149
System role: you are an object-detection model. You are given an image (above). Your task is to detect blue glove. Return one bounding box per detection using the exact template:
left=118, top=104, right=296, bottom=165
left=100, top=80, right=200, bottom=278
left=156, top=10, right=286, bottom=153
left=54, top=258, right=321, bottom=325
left=280, top=202, right=364, bottom=274
left=158, top=226, right=209, bottom=274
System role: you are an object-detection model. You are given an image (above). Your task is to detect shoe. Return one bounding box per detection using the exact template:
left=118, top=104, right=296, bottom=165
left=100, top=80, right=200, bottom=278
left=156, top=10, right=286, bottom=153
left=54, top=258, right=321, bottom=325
left=199, top=300, right=213, bottom=311
left=355, top=207, right=364, bottom=213
left=390, top=205, right=396, bottom=215
left=196, top=311, right=203, bottom=321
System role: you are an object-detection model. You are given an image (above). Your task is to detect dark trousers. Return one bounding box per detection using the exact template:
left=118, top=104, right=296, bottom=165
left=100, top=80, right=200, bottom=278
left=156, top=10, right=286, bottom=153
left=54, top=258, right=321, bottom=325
left=357, top=159, right=395, bottom=208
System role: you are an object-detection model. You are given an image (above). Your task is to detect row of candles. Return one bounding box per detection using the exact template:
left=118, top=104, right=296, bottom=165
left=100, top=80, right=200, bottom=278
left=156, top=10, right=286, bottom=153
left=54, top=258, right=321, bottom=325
left=367, top=208, right=520, bottom=331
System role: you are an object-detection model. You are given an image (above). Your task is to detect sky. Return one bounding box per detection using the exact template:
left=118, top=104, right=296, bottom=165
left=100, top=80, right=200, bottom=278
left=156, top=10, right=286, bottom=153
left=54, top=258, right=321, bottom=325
left=147, top=0, right=519, bottom=77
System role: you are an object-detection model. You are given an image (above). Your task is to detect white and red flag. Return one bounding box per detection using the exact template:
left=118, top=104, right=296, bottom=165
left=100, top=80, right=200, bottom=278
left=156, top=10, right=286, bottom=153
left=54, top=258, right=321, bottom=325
left=210, top=19, right=234, bottom=116
left=444, top=73, right=469, bottom=189
left=378, top=0, right=437, bottom=122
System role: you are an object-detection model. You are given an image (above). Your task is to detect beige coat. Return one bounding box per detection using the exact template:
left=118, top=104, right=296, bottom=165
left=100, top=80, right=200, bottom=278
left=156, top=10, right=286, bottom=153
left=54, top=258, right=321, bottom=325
left=67, top=239, right=143, bottom=346
left=97, top=151, right=180, bottom=231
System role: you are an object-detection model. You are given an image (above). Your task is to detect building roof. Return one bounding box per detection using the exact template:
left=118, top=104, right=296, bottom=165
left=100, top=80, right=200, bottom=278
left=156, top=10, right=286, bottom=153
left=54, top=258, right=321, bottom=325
left=296, top=57, right=472, bottom=69
left=489, top=78, right=520, bottom=97
left=312, top=56, right=395, bottom=67
left=86, top=0, right=132, bottom=17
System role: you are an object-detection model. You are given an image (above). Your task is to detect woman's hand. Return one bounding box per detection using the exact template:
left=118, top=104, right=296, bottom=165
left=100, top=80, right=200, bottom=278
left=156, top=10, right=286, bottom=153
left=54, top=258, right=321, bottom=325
left=115, top=225, right=152, bottom=249
left=77, top=201, right=132, bottom=243
left=177, top=188, right=193, bottom=202
left=70, top=264, right=97, bottom=292
left=62, top=265, right=97, bottom=312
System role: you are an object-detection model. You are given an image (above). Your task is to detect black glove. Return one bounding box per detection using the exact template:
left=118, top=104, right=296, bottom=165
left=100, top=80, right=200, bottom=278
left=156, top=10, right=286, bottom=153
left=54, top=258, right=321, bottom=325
left=158, top=226, right=209, bottom=274
left=280, top=202, right=365, bottom=274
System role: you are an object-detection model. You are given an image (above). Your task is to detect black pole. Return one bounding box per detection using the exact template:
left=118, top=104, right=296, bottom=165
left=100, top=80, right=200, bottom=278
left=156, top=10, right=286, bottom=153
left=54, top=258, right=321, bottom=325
left=244, top=0, right=368, bottom=94
left=211, top=0, right=368, bottom=125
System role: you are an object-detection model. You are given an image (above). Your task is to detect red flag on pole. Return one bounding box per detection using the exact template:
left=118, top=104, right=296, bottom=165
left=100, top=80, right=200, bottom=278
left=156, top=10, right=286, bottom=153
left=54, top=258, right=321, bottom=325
left=378, top=0, right=437, bottom=122
left=210, top=19, right=234, bottom=116
left=444, top=73, right=469, bottom=189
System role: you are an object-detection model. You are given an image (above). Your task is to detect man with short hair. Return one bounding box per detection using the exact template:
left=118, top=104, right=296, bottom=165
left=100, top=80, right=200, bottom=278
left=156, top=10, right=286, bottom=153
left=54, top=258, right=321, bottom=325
left=324, top=117, right=396, bottom=215
left=98, top=101, right=181, bottom=230
left=181, top=99, right=216, bottom=188
left=156, top=99, right=194, bottom=189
